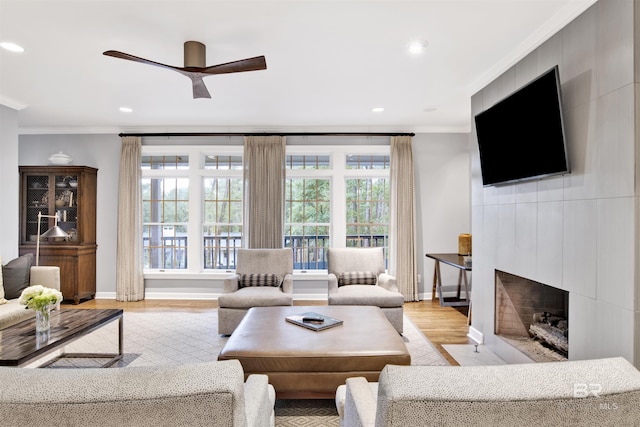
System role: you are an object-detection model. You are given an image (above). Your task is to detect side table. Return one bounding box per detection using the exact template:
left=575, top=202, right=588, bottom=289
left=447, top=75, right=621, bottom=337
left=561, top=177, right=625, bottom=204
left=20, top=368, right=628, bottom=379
left=425, top=253, right=471, bottom=309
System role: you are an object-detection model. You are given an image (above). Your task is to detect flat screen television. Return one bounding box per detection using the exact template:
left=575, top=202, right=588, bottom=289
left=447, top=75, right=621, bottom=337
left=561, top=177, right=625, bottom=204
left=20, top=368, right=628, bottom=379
left=474, top=65, right=569, bottom=186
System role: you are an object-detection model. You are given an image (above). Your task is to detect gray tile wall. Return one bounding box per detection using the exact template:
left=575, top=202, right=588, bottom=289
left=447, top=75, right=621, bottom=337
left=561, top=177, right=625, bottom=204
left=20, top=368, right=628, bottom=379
left=470, top=0, right=640, bottom=366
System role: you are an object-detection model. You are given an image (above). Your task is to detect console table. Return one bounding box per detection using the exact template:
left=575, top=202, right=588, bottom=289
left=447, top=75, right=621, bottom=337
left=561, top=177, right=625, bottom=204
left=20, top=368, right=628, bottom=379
left=425, top=253, right=471, bottom=309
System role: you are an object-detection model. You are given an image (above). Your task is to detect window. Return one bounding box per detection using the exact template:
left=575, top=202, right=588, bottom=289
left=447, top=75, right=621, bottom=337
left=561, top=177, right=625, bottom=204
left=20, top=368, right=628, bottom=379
left=142, top=147, right=243, bottom=273
left=202, top=155, right=244, bottom=270
left=142, top=175, right=189, bottom=269
left=346, top=177, right=389, bottom=247
left=141, top=144, right=390, bottom=275
left=345, top=154, right=389, bottom=246
left=285, top=155, right=331, bottom=269
left=285, top=148, right=390, bottom=270
left=345, top=155, right=390, bottom=260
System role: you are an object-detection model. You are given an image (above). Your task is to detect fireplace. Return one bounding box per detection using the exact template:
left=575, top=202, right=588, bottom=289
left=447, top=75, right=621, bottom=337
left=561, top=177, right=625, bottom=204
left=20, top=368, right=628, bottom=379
left=495, top=271, right=568, bottom=362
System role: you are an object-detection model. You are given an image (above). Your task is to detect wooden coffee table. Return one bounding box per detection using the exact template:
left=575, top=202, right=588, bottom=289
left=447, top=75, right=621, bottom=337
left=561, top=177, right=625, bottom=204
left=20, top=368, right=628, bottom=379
left=218, top=305, right=410, bottom=399
left=0, top=309, right=123, bottom=368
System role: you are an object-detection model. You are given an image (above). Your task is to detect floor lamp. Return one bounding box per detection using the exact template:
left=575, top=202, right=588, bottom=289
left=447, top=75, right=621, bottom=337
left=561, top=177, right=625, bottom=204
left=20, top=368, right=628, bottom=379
left=36, top=211, right=68, bottom=266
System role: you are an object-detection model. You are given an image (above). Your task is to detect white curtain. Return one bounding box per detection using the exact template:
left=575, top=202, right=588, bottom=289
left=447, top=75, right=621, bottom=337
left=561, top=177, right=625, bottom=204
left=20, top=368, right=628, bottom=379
left=116, top=136, right=144, bottom=301
left=389, top=135, right=419, bottom=301
left=243, top=136, right=286, bottom=248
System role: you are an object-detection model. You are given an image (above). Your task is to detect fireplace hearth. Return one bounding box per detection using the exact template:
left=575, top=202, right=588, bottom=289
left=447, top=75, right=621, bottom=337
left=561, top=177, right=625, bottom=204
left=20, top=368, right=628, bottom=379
left=495, top=271, right=568, bottom=362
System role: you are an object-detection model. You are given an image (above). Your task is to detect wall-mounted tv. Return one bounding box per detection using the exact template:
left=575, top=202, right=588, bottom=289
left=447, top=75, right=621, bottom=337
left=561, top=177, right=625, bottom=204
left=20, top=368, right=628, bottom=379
left=474, top=65, right=569, bottom=186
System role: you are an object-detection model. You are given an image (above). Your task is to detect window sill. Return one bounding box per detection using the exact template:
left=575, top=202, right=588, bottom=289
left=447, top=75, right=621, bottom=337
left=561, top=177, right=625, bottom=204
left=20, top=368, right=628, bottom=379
left=144, top=270, right=329, bottom=281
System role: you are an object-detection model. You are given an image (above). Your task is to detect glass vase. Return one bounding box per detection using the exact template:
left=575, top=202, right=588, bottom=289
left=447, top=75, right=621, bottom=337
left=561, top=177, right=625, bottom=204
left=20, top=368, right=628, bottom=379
left=35, top=305, right=51, bottom=332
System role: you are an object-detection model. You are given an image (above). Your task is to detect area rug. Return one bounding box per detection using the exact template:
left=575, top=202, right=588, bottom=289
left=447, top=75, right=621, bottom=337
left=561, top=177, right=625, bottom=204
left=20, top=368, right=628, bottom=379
left=45, top=309, right=447, bottom=425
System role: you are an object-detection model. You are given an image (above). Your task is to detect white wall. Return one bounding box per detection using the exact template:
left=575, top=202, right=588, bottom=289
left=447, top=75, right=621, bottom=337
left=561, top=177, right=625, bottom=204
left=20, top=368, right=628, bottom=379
left=0, top=105, right=19, bottom=260
left=470, top=0, right=640, bottom=366
left=17, top=132, right=470, bottom=300
left=19, top=134, right=121, bottom=296
left=413, top=133, right=471, bottom=297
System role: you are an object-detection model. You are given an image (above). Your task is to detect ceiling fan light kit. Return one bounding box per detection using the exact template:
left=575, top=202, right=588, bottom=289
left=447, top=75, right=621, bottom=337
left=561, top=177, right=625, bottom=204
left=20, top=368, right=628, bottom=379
left=103, top=41, right=267, bottom=99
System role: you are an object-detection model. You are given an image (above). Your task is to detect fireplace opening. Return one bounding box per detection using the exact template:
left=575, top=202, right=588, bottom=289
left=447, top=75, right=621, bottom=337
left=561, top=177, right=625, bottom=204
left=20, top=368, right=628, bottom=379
left=495, top=271, right=568, bottom=362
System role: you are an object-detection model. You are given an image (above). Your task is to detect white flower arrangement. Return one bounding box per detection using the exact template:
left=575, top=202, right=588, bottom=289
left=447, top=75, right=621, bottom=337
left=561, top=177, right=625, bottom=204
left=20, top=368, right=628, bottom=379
left=18, top=285, right=63, bottom=311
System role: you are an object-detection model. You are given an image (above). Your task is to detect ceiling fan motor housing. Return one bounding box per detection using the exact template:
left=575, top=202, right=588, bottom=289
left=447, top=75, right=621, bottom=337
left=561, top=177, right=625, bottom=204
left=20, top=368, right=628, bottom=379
left=184, top=41, right=206, bottom=68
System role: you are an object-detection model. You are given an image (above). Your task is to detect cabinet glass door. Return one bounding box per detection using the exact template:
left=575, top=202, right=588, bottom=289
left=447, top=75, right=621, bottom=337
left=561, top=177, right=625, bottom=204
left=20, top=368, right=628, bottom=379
left=54, top=174, right=79, bottom=242
left=25, top=174, right=50, bottom=243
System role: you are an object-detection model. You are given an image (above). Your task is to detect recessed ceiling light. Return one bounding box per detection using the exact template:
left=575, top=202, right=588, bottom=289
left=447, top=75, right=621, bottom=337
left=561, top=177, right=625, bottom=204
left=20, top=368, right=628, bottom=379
left=119, top=107, right=133, bottom=113
left=0, top=42, right=24, bottom=53
left=407, top=40, right=428, bottom=54
left=372, top=107, right=385, bottom=113
left=423, top=107, right=437, bottom=113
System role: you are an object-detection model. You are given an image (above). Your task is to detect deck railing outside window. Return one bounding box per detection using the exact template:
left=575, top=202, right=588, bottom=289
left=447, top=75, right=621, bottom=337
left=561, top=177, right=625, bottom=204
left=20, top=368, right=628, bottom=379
left=143, top=234, right=386, bottom=270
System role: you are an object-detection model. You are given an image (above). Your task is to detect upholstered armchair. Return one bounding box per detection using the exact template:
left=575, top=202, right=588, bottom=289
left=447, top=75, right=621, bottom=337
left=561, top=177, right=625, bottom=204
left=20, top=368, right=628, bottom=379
left=327, top=247, right=404, bottom=334
left=218, top=248, right=294, bottom=335
left=336, top=358, right=640, bottom=426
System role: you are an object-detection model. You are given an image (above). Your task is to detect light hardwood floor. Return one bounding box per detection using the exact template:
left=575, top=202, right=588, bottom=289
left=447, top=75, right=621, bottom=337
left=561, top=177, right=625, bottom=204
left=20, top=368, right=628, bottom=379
left=74, top=298, right=473, bottom=366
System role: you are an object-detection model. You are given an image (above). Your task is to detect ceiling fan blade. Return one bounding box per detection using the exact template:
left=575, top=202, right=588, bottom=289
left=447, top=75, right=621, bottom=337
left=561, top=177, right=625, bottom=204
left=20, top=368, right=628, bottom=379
left=202, top=56, right=267, bottom=75
left=191, top=77, right=211, bottom=99
left=103, top=50, right=179, bottom=72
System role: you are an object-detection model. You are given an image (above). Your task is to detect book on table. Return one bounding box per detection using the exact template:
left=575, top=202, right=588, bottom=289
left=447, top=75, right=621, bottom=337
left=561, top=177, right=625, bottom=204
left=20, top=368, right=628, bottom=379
left=285, top=312, right=343, bottom=331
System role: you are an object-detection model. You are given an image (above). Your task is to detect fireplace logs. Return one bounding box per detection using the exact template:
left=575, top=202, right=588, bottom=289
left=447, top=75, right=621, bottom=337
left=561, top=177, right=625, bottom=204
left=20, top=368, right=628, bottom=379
left=529, top=312, right=568, bottom=356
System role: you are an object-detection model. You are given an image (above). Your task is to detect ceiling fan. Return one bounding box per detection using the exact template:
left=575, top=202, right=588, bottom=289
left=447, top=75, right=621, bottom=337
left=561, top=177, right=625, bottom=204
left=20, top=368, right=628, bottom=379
left=103, top=41, right=267, bottom=99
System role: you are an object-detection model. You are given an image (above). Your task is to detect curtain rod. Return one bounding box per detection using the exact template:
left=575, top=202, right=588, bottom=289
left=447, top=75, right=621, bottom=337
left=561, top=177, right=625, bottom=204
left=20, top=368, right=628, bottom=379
left=118, top=132, right=415, bottom=138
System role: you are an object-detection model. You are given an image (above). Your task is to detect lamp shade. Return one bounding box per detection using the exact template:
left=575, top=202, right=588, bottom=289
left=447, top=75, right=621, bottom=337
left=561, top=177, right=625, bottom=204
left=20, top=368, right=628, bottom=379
left=41, top=225, right=69, bottom=239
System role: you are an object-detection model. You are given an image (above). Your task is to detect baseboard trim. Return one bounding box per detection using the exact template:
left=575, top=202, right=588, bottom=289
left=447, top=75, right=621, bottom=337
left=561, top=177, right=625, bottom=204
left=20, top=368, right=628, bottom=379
left=468, top=325, right=483, bottom=344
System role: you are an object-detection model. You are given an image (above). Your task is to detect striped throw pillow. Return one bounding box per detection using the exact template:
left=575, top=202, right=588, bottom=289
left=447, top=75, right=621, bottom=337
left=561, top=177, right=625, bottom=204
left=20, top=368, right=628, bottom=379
left=239, top=273, right=282, bottom=288
left=337, top=271, right=377, bottom=287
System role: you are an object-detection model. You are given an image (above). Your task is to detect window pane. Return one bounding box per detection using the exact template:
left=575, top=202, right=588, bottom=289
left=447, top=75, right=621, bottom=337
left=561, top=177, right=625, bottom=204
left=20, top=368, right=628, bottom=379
left=345, top=154, right=389, bottom=170
left=142, top=178, right=189, bottom=270
left=203, top=225, right=242, bottom=269
left=142, top=178, right=189, bottom=223
left=286, top=155, right=331, bottom=169
left=143, top=224, right=188, bottom=269
left=204, top=155, right=243, bottom=170
left=203, top=177, right=243, bottom=270
left=141, top=155, right=189, bottom=170
left=285, top=178, right=330, bottom=269
left=285, top=225, right=330, bottom=270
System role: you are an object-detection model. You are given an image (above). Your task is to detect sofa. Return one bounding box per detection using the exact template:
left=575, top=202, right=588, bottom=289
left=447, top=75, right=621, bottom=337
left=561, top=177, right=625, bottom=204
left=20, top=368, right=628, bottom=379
left=0, top=359, right=275, bottom=427
left=1, top=253, right=61, bottom=330
left=336, top=357, right=640, bottom=426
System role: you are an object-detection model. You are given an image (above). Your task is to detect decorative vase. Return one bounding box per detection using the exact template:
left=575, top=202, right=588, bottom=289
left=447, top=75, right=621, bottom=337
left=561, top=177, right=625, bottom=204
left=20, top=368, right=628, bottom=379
left=35, top=305, right=51, bottom=332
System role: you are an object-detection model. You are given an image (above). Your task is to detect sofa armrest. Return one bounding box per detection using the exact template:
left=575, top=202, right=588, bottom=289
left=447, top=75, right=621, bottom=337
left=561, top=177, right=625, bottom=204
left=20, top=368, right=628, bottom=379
left=343, top=377, right=377, bottom=427
left=30, top=266, right=61, bottom=310
left=244, top=374, right=275, bottom=427
left=377, top=273, right=398, bottom=293
left=223, top=274, right=240, bottom=293
left=281, top=273, right=293, bottom=295
left=327, top=273, right=339, bottom=295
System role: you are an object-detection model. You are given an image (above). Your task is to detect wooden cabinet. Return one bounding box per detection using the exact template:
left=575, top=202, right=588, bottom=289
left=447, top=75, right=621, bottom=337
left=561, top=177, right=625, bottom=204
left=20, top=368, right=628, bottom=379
left=19, top=166, right=98, bottom=304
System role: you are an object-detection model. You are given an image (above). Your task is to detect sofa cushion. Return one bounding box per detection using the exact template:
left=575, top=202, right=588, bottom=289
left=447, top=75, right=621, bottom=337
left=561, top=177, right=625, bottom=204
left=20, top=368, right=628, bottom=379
left=238, top=273, right=282, bottom=288
left=329, top=285, right=405, bottom=308
left=0, top=299, right=34, bottom=330
left=218, top=286, right=292, bottom=308
left=338, top=271, right=377, bottom=287
left=2, top=254, right=33, bottom=300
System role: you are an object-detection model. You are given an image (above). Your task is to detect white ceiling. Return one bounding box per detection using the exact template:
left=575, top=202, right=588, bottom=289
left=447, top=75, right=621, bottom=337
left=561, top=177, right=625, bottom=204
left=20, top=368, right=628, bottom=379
left=0, top=0, right=596, bottom=135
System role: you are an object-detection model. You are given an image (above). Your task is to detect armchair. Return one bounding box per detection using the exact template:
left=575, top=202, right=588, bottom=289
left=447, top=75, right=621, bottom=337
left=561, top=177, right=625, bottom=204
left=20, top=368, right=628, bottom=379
left=327, top=248, right=404, bottom=334
left=336, top=358, right=640, bottom=426
left=218, top=248, right=293, bottom=335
